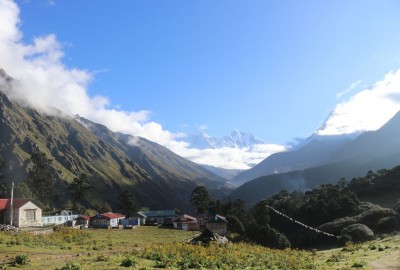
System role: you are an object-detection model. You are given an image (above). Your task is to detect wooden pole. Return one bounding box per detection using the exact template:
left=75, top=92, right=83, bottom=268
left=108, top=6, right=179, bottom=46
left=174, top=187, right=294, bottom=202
left=9, top=181, right=14, bottom=226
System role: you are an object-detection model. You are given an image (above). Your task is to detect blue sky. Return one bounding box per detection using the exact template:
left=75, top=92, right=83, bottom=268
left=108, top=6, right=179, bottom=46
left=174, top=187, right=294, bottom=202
left=2, top=0, right=400, bottom=169
left=14, top=0, right=400, bottom=142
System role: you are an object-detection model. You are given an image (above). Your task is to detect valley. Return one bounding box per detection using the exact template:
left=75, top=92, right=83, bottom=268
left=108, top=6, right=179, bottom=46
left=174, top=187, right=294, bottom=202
left=1, top=68, right=400, bottom=270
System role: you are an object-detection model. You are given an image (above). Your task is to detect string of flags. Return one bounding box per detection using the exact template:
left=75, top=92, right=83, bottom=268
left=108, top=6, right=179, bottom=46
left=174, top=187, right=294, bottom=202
left=266, top=205, right=339, bottom=239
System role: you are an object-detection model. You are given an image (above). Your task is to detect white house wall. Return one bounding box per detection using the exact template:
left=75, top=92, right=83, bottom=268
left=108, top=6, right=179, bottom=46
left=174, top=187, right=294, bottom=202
left=41, top=214, right=79, bottom=226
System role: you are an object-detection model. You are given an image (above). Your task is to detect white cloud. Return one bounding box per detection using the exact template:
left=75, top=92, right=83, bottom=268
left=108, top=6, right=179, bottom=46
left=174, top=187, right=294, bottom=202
left=168, top=143, right=287, bottom=170
left=0, top=0, right=286, bottom=170
left=336, top=80, right=363, bottom=98
left=0, top=0, right=289, bottom=174
left=318, top=70, right=400, bottom=136
left=0, top=0, right=172, bottom=137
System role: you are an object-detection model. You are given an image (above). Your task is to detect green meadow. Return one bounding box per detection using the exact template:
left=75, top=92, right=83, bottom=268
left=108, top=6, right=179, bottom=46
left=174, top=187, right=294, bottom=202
left=0, top=226, right=399, bottom=269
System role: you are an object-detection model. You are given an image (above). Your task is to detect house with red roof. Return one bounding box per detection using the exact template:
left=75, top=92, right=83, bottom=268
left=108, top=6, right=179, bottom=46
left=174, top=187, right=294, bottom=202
left=74, top=215, right=90, bottom=228
left=90, top=212, right=125, bottom=228
left=0, top=198, right=42, bottom=227
left=173, top=214, right=199, bottom=231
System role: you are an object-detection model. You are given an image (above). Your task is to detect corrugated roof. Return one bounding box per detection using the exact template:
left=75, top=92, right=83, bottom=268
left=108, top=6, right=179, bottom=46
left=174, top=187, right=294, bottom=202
left=0, top=198, right=39, bottom=210
left=100, top=212, right=125, bottom=220
left=207, top=214, right=228, bottom=223
left=0, top=199, right=8, bottom=210
left=140, top=209, right=177, bottom=218
left=75, top=215, right=90, bottom=220
left=174, top=214, right=197, bottom=222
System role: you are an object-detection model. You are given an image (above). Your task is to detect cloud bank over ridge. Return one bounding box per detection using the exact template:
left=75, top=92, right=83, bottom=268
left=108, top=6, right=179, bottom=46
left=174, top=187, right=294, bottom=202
left=318, top=70, right=400, bottom=136
left=2, top=0, right=400, bottom=169
left=0, top=0, right=285, bottom=170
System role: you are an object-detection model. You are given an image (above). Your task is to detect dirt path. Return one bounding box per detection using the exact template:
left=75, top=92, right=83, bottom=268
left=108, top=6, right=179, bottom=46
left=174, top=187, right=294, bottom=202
left=369, top=251, right=400, bottom=270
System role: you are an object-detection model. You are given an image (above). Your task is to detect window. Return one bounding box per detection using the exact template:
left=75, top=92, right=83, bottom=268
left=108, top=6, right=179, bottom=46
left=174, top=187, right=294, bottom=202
left=26, top=210, right=36, bottom=221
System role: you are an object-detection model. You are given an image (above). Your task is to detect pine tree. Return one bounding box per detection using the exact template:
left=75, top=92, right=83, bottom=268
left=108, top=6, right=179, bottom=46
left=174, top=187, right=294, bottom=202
left=190, top=185, right=211, bottom=214
left=117, top=190, right=136, bottom=217
left=26, top=151, right=55, bottom=207
left=69, top=173, right=91, bottom=203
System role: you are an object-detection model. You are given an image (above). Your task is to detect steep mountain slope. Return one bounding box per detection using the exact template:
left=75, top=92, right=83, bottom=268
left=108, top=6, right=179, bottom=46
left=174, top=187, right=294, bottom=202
left=75, top=116, right=231, bottom=194
left=231, top=111, right=400, bottom=205
left=0, top=71, right=230, bottom=211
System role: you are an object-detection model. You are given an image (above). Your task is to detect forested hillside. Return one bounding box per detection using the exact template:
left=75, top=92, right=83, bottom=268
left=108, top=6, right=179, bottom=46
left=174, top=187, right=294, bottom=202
left=0, top=73, right=231, bottom=212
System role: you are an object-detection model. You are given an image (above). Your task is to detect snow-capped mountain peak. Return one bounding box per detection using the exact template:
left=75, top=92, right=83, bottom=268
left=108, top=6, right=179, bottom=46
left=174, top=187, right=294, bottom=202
left=179, top=130, right=265, bottom=150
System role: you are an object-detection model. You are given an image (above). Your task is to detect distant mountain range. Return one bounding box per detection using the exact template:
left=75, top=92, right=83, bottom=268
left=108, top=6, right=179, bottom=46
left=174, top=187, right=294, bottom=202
left=231, top=134, right=355, bottom=186
left=200, top=164, right=243, bottom=181
left=178, top=130, right=265, bottom=150
left=230, top=111, right=400, bottom=205
left=0, top=69, right=232, bottom=211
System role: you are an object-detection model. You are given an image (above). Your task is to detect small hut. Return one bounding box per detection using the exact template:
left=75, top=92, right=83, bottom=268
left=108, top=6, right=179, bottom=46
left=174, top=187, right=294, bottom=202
left=173, top=214, right=198, bottom=231
left=206, top=214, right=228, bottom=236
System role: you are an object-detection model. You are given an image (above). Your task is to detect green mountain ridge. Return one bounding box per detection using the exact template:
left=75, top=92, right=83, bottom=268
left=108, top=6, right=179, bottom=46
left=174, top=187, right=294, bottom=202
left=0, top=72, right=231, bottom=211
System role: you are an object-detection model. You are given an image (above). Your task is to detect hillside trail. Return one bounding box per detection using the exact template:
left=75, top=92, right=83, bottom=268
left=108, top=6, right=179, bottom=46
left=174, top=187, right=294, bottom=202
left=369, top=250, right=400, bottom=270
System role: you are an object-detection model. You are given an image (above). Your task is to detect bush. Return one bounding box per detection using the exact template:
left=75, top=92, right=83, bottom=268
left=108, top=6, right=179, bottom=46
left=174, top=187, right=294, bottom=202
left=319, top=203, right=399, bottom=236
left=268, top=227, right=291, bottom=249
left=60, top=261, right=84, bottom=270
left=376, top=216, right=400, bottom=233
left=358, top=208, right=397, bottom=230
left=120, top=255, right=137, bottom=267
left=96, top=255, right=108, bottom=262
left=341, top=223, right=374, bottom=243
left=351, top=260, right=366, bottom=268
left=318, top=216, right=357, bottom=236
left=247, top=225, right=291, bottom=249
left=14, top=254, right=30, bottom=265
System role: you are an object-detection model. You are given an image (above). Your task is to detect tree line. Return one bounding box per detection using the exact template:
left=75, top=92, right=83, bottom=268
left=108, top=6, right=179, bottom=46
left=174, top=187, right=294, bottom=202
left=0, top=151, right=137, bottom=217
left=190, top=173, right=400, bottom=249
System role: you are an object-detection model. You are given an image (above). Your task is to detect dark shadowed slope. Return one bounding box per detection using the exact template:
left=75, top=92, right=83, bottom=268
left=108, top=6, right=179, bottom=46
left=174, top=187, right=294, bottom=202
left=231, top=111, right=400, bottom=206
left=232, top=137, right=351, bottom=186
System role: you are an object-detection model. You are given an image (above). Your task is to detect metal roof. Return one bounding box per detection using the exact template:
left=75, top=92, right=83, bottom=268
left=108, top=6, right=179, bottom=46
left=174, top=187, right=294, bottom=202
left=139, top=209, right=177, bottom=218
left=91, top=212, right=125, bottom=220
left=207, top=214, right=228, bottom=223
left=0, top=198, right=39, bottom=210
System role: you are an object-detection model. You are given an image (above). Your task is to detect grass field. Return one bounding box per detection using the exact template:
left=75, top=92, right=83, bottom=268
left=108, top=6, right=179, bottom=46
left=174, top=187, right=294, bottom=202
left=0, top=226, right=399, bottom=269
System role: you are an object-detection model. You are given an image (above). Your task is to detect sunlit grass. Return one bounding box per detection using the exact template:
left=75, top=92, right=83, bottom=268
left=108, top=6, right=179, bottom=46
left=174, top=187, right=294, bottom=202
left=0, top=226, right=399, bottom=269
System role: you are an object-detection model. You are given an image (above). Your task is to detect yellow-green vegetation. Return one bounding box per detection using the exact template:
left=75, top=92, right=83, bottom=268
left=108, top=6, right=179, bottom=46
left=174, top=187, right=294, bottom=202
left=0, top=226, right=399, bottom=269
left=0, top=226, right=196, bottom=269
left=143, top=242, right=317, bottom=269
left=318, top=234, right=400, bottom=270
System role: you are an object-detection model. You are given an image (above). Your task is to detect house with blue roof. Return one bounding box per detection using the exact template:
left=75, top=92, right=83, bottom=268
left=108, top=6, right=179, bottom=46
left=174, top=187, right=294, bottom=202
left=137, top=209, right=179, bottom=226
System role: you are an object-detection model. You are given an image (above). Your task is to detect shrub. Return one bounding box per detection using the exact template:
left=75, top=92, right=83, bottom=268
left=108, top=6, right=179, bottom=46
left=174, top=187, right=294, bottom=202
left=341, top=223, right=374, bottom=243
left=318, top=216, right=357, bottom=236
left=142, top=242, right=316, bottom=269
left=60, top=261, right=84, bottom=270
left=351, top=260, right=366, bottom=268
left=266, top=227, right=291, bottom=249
left=358, top=207, right=396, bottom=230
left=376, top=216, right=400, bottom=233
left=96, top=255, right=108, bottom=262
left=341, top=242, right=362, bottom=252
left=14, top=254, right=30, bottom=265
left=120, top=255, right=137, bottom=267
left=246, top=225, right=290, bottom=249
left=326, top=253, right=344, bottom=263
